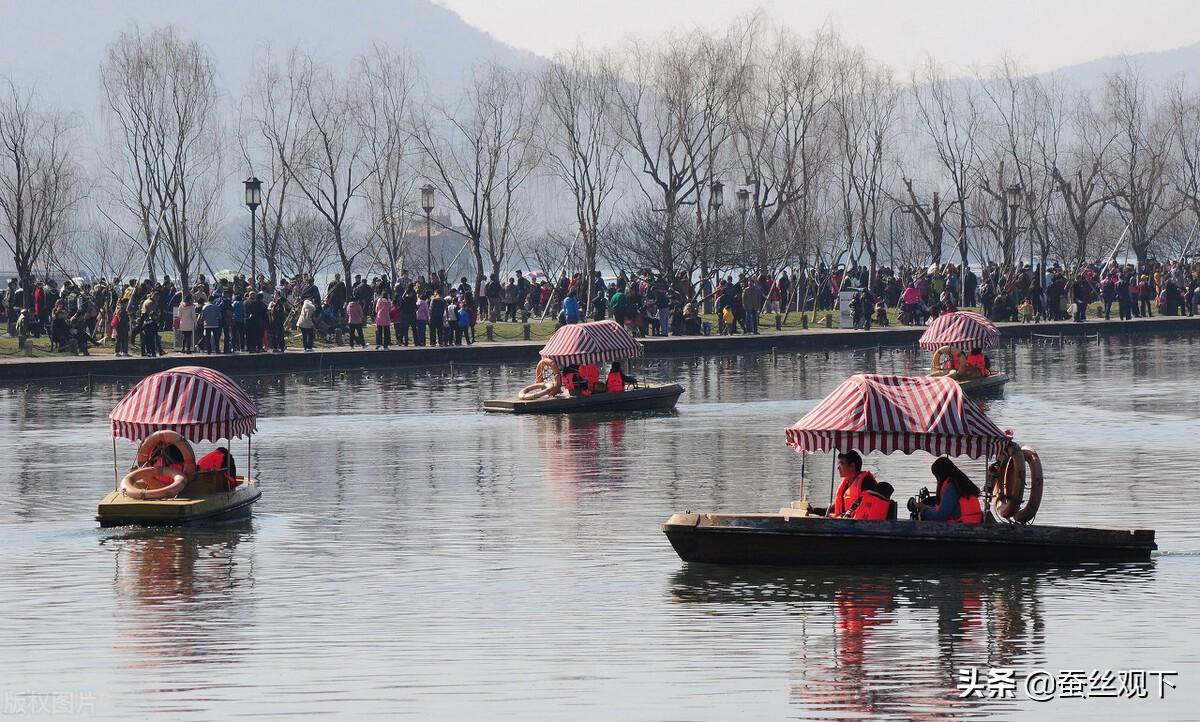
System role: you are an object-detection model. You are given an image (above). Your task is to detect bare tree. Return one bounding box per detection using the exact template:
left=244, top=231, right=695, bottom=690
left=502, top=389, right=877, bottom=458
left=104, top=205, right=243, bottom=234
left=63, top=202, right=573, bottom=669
left=540, top=50, right=623, bottom=312
left=911, top=58, right=982, bottom=268
left=240, top=44, right=308, bottom=285
left=357, top=43, right=420, bottom=282
left=1050, top=90, right=1113, bottom=267
left=1166, top=79, right=1200, bottom=258
left=101, top=26, right=223, bottom=290
left=1099, top=65, right=1181, bottom=265
left=285, top=52, right=371, bottom=282
left=731, top=27, right=834, bottom=275
left=613, top=31, right=738, bottom=279
left=978, top=60, right=1064, bottom=269
left=413, top=62, right=539, bottom=281
left=0, top=77, right=83, bottom=299
left=278, top=211, right=339, bottom=281
left=831, top=44, right=898, bottom=277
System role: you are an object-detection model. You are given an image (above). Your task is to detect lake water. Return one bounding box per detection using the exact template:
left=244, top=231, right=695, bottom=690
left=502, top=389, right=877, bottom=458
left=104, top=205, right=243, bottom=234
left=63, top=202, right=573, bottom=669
left=0, top=334, right=1197, bottom=719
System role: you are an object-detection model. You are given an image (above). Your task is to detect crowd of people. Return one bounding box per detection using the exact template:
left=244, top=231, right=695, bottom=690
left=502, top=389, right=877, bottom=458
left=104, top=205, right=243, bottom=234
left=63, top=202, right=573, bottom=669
left=2, top=257, right=1196, bottom=355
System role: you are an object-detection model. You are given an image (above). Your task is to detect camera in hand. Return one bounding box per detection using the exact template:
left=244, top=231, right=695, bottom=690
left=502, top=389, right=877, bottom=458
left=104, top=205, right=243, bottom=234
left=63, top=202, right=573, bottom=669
left=906, top=487, right=937, bottom=516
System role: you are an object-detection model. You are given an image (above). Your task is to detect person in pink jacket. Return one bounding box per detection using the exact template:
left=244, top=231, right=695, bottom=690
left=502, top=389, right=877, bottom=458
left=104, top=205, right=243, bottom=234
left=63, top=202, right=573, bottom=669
left=374, top=294, right=393, bottom=349
left=345, top=298, right=365, bottom=348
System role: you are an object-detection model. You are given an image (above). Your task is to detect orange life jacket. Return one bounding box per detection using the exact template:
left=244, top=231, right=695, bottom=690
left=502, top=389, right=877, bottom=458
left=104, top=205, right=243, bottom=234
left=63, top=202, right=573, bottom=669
left=851, top=490, right=891, bottom=521
left=562, top=370, right=581, bottom=394
left=941, top=478, right=984, bottom=524
left=831, top=471, right=874, bottom=517
left=966, top=352, right=990, bottom=376
left=606, top=371, right=625, bottom=393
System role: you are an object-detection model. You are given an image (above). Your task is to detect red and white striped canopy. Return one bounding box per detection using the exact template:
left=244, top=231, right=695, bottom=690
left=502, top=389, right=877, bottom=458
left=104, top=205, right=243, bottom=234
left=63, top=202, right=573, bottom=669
left=111, top=366, right=258, bottom=443
left=786, top=374, right=1008, bottom=459
left=540, top=320, right=644, bottom=366
left=918, top=311, right=1000, bottom=350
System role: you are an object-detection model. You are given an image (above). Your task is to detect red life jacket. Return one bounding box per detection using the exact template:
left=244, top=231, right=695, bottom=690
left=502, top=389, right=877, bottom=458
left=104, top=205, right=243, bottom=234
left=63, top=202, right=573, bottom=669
left=830, top=471, right=873, bottom=517
left=579, top=364, right=600, bottom=396
left=606, top=371, right=625, bottom=393
left=941, top=478, right=983, bottom=524
left=965, top=352, right=990, bottom=376
left=562, top=370, right=581, bottom=394
left=851, top=490, right=891, bottom=521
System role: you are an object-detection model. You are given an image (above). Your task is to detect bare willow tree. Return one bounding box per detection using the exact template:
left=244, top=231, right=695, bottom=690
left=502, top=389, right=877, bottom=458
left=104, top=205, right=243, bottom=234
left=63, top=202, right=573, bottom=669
left=613, top=31, right=738, bottom=278
left=357, top=43, right=420, bottom=281
left=911, top=58, right=982, bottom=267
left=278, top=211, right=338, bottom=281
left=731, top=28, right=834, bottom=275
left=414, top=62, right=539, bottom=281
left=0, top=77, right=83, bottom=299
left=61, top=221, right=139, bottom=282
left=1052, top=90, right=1113, bottom=267
left=101, top=26, right=223, bottom=290
left=1099, top=65, right=1180, bottom=265
left=831, top=45, right=898, bottom=277
left=240, top=45, right=309, bottom=285
left=1166, top=79, right=1200, bottom=259
left=540, top=50, right=623, bottom=312
left=285, top=53, right=371, bottom=282
left=978, top=60, right=1063, bottom=269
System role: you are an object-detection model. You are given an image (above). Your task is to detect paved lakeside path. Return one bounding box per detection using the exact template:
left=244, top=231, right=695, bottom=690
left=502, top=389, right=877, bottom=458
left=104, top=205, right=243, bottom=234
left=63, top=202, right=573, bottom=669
left=0, top=314, right=1196, bottom=382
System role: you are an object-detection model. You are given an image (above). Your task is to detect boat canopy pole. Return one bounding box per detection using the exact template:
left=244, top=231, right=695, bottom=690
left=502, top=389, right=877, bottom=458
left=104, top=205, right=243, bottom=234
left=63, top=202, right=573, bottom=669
left=800, top=452, right=807, bottom=502
left=112, top=438, right=119, bottom=491
left=829, top=452, right=837, bottom=508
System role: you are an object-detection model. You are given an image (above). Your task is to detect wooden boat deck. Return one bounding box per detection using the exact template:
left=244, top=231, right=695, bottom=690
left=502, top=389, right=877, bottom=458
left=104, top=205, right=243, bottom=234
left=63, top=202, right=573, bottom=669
left=483, top=383, right=684, bottom=414
left=663, top=511, right=1156, bottom=565
left=97, top=479, right=261, bottom=527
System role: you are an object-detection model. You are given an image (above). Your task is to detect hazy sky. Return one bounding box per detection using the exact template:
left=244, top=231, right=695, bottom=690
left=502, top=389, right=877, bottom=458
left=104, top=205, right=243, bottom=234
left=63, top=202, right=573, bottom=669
left=438, top=0, right=1200, bottom=74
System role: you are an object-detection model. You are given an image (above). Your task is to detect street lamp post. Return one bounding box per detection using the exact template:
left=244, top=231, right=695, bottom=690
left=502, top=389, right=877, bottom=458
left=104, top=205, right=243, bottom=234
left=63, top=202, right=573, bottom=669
left=1006, top=183, right=1023, bottom=270
left=735, top=187, right=749, bottom=251
left=243, top=176, right=262, bottom=287
left=420, top=184, right=435, bottom=281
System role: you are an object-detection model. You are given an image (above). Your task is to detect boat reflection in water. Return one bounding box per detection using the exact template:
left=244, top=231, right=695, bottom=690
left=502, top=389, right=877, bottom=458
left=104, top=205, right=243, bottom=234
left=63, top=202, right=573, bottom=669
left=105, top=524, right=256, bottom=671
left=669, top=562, right=1154, bottom=719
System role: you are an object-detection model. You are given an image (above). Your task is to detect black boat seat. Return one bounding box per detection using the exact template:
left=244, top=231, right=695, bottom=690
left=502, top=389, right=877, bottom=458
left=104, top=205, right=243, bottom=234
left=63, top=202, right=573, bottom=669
left=887, top=500, right=898, bottom=521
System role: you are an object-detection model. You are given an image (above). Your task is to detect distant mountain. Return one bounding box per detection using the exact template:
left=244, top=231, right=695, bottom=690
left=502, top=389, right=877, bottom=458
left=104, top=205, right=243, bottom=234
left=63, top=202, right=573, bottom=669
left=0, top=0, right=545, bottom=114
left=1042, top=41, right=1200, bottom=89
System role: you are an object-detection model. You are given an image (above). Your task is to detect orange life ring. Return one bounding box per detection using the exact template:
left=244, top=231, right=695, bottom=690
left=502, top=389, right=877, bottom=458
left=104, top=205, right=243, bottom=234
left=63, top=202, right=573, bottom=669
left=987, top=441, right=1037, bottom=521
left=930, top=346, right=961, bottom=377
left=121, top=466, right=189, bottom=500
left=1014, top=446, right=1043, bottom=523
left=519, top=359, right=561, bottom=400
left=136, top=430, right=197, bottom=479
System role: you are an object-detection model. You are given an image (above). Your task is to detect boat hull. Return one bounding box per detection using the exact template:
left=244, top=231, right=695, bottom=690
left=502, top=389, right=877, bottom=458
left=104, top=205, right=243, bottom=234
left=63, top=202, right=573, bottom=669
left=483, top=383, right=684, bottom=414
left=959, top=372, right=1010, bottom=394
left=97, top=480, right=262, bottom=528
left=662, top=512, right=1156, bottom=565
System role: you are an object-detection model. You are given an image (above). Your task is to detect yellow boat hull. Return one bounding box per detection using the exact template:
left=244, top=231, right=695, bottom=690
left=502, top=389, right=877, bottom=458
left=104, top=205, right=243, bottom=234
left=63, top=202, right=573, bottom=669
left=97, top=479, right=261, bottom=527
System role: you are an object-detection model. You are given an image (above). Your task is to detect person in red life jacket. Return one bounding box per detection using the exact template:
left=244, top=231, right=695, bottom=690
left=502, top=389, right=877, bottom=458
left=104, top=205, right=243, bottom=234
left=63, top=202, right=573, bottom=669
left=579, top=363, right=600, bottom=395
left=561, top=364, right=583, bottom=396
left=850, top=481, right=895, bottom=521
left=197, top=447, right=239, bottom=487
left=964, top=347, right=990, bottom=376
left=605, top=361, right=636, bottom=393
left=828, top=450, right=876, bottom=517
left=912, top=457, right=983, bottom=524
